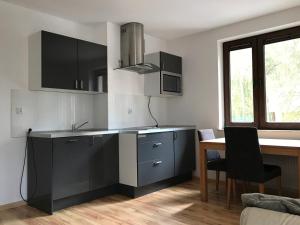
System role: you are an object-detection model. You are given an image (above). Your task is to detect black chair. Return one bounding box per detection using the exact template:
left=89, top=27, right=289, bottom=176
left=224, top=126, right=282, bottom=208
left=198, top=129, right=226, bottom=191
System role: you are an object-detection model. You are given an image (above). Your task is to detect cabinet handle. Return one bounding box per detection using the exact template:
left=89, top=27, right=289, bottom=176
left=153, top=161, right=162, bottom=166
left=153, top=142, right=162, bottom=148
left=91, top=135, right=104, bottom=145
left=80, top=80, right=84, bottom=90
left=67, top=139, right=80, bottom=143
left=75, top=80, right=78, bottom=89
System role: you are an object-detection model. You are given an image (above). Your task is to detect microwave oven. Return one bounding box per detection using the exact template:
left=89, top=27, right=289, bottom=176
left=161, top=71, right=182, bottom=96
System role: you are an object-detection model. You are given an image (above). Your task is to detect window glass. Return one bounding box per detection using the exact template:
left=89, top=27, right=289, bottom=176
left=265, top=38, right=300, bottom=122
left=229, top=48, right=254, bottom=122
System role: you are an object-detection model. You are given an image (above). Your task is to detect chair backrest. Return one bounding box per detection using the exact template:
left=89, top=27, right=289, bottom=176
left=224, top=126, right=264, bottom=182
left=198, top=129, right=221, bottom=161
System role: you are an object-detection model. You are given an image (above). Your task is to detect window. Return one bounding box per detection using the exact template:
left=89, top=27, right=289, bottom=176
left=223, top=26, right=300, bottom=129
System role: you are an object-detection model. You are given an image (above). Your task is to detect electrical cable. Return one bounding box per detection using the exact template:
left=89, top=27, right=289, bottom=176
left=148, top=96, right=159, bottom=127
left=20, top=128, right=37, bottom=202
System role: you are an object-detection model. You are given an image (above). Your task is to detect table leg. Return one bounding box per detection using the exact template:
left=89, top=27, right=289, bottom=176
left=200, top=144, right=208, bottom=201
left=298, top=154, right=300, bottom=198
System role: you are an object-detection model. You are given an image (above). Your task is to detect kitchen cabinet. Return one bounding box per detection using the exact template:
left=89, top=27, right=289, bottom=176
left=137, top=132, right=174, bottom=186
left=144, top=51, right=182, bottom=97
left=29, top=31, right=107, bottom=93
left=160, top=51, right=182, bottom=74
left=27, top=134, right=119, bottom=214
left=174, top=130, right=196, bottom=176
left=90, top=135, right=119, bottom=190
left=42, top=31, right=78, bottom=90
left=52, top=137, right=91, bottom=200
left=78, top=40, right=107, bottom=92
left=119, top=129, right=195, bottom=197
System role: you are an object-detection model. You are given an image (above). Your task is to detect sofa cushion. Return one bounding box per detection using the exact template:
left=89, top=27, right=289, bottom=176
left=242, top=193, right=300, bottom=215
left=240, top=207, right=300, bottom=225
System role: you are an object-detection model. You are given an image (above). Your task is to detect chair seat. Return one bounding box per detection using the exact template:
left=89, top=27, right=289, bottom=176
left=263, top=164, right=281, bottom=182
left=207, top=158, right=226, bottom=171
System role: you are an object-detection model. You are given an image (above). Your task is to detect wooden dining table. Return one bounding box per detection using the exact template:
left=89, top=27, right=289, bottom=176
left=199, top=138, right=300, bottom=202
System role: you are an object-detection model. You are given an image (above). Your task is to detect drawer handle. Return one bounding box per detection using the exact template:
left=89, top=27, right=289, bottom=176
left=67, top=139, right=80, bottom=143
left=153, top=161, right=162, bottom=166
left=153, top=143, right=162, bottom=148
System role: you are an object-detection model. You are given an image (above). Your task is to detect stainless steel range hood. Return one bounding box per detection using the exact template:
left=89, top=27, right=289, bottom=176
left=117, top=22, right=159, bottom=74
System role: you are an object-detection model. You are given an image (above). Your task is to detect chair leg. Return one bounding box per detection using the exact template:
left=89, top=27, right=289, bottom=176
left=259, top=183, right=265, bottom=193
left=225, top=174, right=228, bottom=192
left=227, top=178, right=232, bottom=209
left=216, top=171, right=220, bottom=191
left=278, top=176, right=282, bottom=195
left=232, top=179, right=236, bottom=199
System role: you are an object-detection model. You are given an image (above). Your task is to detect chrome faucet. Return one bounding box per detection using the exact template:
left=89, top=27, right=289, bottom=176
left=72, top=121, right=89, bottom=132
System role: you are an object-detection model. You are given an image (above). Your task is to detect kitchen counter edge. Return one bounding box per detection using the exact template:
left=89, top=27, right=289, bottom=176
left=29, top=126, right=196, bottom=138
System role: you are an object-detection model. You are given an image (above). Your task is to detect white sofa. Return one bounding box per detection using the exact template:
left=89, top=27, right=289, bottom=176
left=240, top=207, right=300, bottom=225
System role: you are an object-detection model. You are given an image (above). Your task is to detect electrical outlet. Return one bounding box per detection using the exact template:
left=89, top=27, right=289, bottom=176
left=15, top=107, right=23, bottom=115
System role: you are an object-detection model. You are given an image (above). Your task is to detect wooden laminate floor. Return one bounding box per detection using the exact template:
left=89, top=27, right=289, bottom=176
left=0, top=179, right=243, bottom=225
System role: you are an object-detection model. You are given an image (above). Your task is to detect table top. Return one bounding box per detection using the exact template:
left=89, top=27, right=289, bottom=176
left=200, top=138, right=300, bottom=149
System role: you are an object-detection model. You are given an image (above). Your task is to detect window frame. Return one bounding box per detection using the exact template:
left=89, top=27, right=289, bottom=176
left=223, top=26, right=300, bottom=130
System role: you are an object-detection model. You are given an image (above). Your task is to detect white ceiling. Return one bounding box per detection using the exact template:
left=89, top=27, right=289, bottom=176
left=4, top=0, right=300, bottom=39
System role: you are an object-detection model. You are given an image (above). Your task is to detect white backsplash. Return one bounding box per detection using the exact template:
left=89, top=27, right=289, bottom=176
left=108, top=93, right=168, bottom=129
left=11, top=89, right=96, bottom=137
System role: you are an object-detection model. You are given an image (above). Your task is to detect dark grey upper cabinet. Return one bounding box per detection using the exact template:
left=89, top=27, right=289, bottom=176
left=42, top=31, right=78, bottom=90
left=78, top=40, right=107, bottom=92
left=160, top=52, right=182, bottom=74
left=90, top=134, right=119, bottom=191
left=40, top=31, right=107, bottom=92
left=174, top=130, right=196, bottom=176
left=52, top=137, right=91, bottom=200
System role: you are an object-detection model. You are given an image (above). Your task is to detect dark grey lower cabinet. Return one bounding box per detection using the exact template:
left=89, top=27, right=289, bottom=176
left=174, top=130, right=196, bottom=176
left=53, top=137, right=91, bottom=200
left=118, top=129, right=196, bottom=198
left=137, top=132, right=175, bottom=186
left=27, top=134, right=119, bottom=214
left=90, top=135, right=119, bottom=190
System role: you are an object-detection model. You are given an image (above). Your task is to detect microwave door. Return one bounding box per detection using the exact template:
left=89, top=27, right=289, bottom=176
left=161, top=73, right=182, bottom=96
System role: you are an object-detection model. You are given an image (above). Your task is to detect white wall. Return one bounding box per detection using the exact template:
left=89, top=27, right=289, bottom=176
left=0, top=1, right=107, bottom=205
left=167, top=6, right=300, bottom=190
left=0, top=2, right=169, bottom=205
left=106, top=22, right=168, bottom=129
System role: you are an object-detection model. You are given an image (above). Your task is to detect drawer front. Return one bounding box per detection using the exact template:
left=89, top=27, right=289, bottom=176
left=137, top=132, right=173, bottom=162
left=138, top=157, right=174, bottom=187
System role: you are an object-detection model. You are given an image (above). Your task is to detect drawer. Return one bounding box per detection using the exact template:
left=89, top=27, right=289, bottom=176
left=138, top=132, right=173, bottom=145
left=138, top=158, right=174, bottom=187
left=137, top=132, right=173, bottom=162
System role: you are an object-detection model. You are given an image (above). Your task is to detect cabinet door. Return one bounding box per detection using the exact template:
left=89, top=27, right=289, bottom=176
left=52, top=137, right=91, bottom=200
left=42, top=31, right=78, bottom=90
left=78, top=40, right=107, bottom=91
left=174, top=130, right=196, bottom=176
left=160, top=52, right=182, bottom=74
left=90, top=134, right=118, bottom=190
